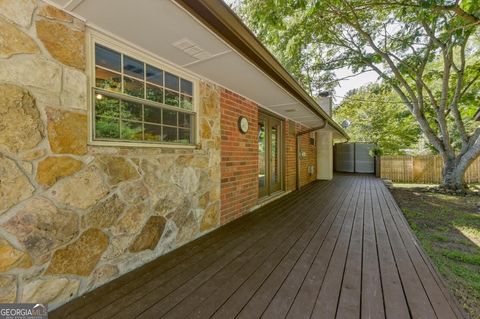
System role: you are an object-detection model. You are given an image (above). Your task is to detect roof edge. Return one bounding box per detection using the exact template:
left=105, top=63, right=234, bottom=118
left=173, top=0, right=349, bottom=139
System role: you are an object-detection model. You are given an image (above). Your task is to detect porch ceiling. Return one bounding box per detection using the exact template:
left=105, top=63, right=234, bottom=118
left=47, top=0, right=323, bottom=127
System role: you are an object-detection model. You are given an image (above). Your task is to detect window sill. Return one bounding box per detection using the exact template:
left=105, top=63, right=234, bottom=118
left=88, top=140, right=198, bottom=149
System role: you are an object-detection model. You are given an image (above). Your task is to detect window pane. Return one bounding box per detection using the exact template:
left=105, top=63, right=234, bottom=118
left=121, top=101, right=142, bottom=121
left=144, top=105, right=162, bottom=124
left=165, top=89, right=179, bottom=107
left=144, top=123, right=162, bottom=142
left=146, top=83, right=163, bottom=103
left=180, top=79, right=193, bottom=95
left=180, top=94, right=193, bottom=110
left=95, top=44, right=121, bottom=72
left=96, top=67, right=121, bottom=92
left=146, top=65, right=163, bottom=86
left=163, top=126, right=177, bottom=142
left=121, top=120, right=143, bottom=140
left=163, top=109, right=177, bottom=126
left=178, top=128, right=191, bottom=144
left=93, top=44, right=196, bottom=145
left=123, top=55, right=144, bottom=79
left=165, top=72, right=179, bottom=91
left=95, top=95, right=120, bottom=118
left=123, top=76, right=144, bottom=98
left=179, top=113, right=191, bottom=128
left=95, top=116, right=120, bottom=138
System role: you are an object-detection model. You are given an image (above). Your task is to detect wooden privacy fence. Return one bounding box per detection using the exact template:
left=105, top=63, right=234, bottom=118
left=380, top=155, right=480, bottom=184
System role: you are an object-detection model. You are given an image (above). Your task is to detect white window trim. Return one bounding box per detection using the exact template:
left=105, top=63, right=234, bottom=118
left=86, top=28, right=200, bottom=149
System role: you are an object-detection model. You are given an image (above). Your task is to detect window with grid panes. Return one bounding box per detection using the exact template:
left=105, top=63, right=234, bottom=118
left=93, top=43, right=195, bottom=145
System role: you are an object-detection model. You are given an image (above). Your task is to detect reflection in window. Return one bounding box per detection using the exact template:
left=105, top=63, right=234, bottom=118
left=94, top=43, right=193, bottom=107
left=96, top=116, right=120, bottom=139
left=95, top=44, right=121, bottom=72
left=181, top=79, right=193, bottom=95
left=121, top=101, right=142, bottom=121
left=146, top=65, right=163, bottom=86
left=163, top=126, right=177, bottom=142
left=144, top=105, right=162, bottom=124
left=144, top=124, right=162, bottom=141
left=258, top=122, right=266, bottom=190
left=180, top=94, right=192, bottom=109
left=93, top=43, right=195, bottom=144
left=178, top=128, right=191, bottom=144
left=121, top=121, right=143, bottom=140
left=165, top=89, right=179, bottom=107
left=163, top=109, right=177, bottom=126
left=165, top=72, right=179, bottom=91
left=95, top=95, right=119, bottom=118
left=123, top=55, right=144, bottom=79
left=146, top=83, right=163, bottom=103
left=123, top=76, right=144, bottom=98
left=94, top=93, right=193, bottom=144
left=95, top=67, right=121, bottom=92
left=179, top=113, right=191, bottom=128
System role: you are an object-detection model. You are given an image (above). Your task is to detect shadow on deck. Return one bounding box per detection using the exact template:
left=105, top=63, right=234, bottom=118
left=52, top=174, right=465, bottom=319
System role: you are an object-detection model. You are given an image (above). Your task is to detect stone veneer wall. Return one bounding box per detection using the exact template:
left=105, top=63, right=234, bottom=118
left=0, top=1, right=221, bottom=309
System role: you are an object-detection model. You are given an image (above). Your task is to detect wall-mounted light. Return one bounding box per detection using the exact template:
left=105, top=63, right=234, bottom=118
left=342, top=120, right=351, bottom=128
left=96, top=94, right=103, bottom=100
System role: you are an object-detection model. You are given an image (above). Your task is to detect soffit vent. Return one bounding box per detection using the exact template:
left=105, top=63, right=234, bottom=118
left=173, top=38, right=212, bottom=60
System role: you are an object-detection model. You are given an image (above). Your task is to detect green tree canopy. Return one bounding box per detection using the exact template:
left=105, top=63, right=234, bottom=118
left=236, top=0, right=480, bottom=190
left=334, top=85, right=421, bottom=154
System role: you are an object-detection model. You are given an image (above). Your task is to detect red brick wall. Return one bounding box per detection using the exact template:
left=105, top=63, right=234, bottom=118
left=220, top=90, right=318, bottom=224
left=220, top=89, right=258, bottom=224
left=284, top=121, right=318, bottom=189
left=285, top=120, right=297, bottom=191
left=298, top=129, right=317, bottom=187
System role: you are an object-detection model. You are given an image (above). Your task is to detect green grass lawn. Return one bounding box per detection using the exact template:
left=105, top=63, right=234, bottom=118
left=391, top=186, right=480, bottom=319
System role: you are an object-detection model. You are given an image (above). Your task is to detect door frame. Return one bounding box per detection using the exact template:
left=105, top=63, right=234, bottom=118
left=258, top=109, right=285, bottom=199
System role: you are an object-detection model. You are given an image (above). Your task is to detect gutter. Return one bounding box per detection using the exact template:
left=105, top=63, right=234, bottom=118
left=296, top=121, right=327, bottom=190
left=173, top=0, right=349, bottom=140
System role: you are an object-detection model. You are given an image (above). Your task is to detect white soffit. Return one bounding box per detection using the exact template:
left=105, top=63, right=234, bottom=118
left=51, top=0, right=322, bottom=127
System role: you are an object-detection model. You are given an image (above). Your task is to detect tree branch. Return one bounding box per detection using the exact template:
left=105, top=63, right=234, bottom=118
left=449, top=39, right=470, bottom=151
left=358, top=2, right=479, bottom=24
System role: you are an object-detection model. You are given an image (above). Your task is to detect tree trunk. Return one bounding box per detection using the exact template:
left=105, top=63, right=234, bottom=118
left=441, top=158, right=468, bottom=192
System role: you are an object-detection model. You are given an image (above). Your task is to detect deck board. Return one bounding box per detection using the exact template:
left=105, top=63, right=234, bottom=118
left=310, top=175, right=361, bottom=318
left=336, top=176, right=365, bottom=318
left=360, top=178, right=385, bottom=319
left=286, top=177, right=360, bottom=319
left=260, top=179, right=351, bottom=319
left=51, top=175, right=465, bottom=319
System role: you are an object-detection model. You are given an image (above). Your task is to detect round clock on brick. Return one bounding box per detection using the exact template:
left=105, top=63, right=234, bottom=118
left=238, top=116, right=249, bottom=134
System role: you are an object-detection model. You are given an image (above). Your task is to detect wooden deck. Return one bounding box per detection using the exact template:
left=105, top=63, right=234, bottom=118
left=51, top=174, right=465, bottom=319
